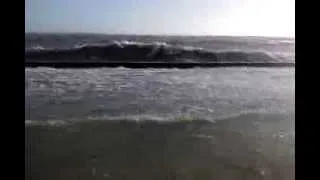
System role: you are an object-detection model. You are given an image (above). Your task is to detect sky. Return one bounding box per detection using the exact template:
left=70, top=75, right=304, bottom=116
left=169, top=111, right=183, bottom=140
left=25, top=0, right=295, bottom=37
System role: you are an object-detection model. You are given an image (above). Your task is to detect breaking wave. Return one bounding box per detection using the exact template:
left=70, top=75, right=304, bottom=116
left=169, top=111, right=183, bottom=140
left=25, top=40, right=293, bottom=63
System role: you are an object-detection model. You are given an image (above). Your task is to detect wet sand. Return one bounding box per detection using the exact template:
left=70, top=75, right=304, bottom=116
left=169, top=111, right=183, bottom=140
left=25, top=113, right=294, bottom=180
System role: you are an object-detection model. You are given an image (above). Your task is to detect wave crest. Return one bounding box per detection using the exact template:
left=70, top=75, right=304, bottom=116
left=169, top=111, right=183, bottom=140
left=25, top=41, right=291, bottom=63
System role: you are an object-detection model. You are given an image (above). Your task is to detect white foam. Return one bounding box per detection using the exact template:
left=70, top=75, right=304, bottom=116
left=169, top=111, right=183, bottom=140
left=30, top=45, right=45, bottom=50
left=25, top=120, right=69, bottom=126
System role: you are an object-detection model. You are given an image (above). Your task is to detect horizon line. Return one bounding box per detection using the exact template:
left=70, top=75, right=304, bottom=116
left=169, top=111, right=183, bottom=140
left=25, top=31, right=295, bottom=39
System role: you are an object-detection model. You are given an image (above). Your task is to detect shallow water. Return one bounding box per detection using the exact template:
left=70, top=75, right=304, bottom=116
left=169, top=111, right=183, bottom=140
left=25, top=67, right=295, bottom=180
left=25, top=113, right=294, bottom=180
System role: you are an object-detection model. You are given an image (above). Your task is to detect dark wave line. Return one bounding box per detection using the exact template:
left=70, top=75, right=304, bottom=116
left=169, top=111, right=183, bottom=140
left=25, top=61, right=295, bottom=68
left=25, top=41, right=291, bottom=63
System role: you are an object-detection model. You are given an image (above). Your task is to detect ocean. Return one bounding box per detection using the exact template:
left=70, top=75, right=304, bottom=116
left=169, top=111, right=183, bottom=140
left=25, top=33, right=295, bottom=180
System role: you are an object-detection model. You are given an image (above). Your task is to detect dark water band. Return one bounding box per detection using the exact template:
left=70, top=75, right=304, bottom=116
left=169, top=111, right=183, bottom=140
left=25, top=61, right=295, bottom=68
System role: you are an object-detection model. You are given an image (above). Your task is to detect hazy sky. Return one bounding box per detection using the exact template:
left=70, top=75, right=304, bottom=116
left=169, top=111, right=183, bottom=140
left=25, top=0, right=295, bottom=37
